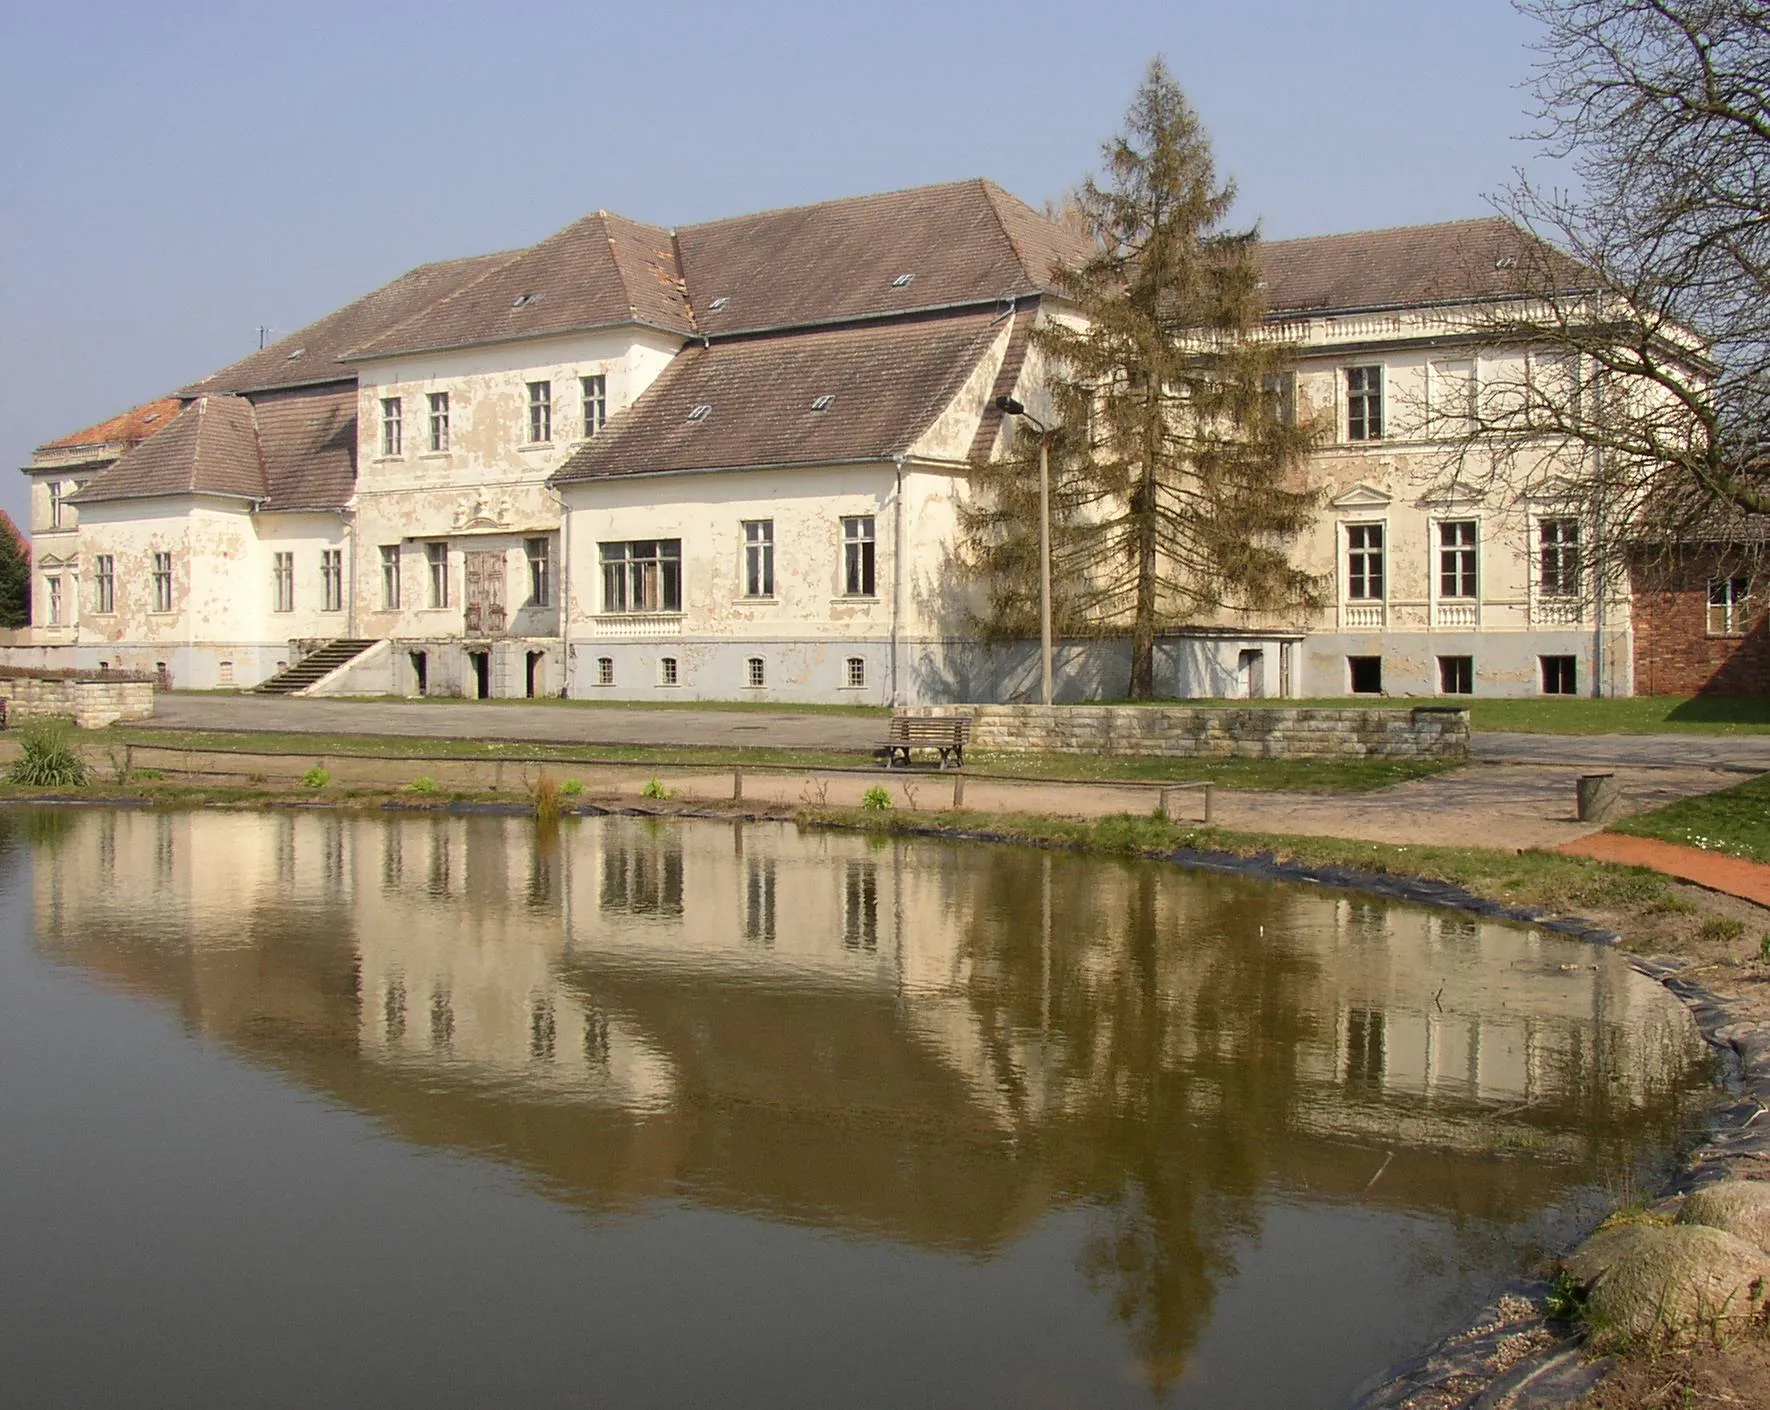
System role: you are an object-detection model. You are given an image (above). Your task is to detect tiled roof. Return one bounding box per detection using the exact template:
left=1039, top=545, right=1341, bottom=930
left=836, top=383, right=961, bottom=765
left=552, top=310, right=1006, bottom=483
left=74, top=395, right=265, bottom=504
left=345, top=213, right=692, bottom=360
left=180, top=251, right=516, bottom=395
left=36, top=396, right=183, bottom=454
left=676, top=179, right=1090, bottom=336
left=1258, top=217, right=1591, bottom=316
left=253, top=387, right=357, bottom=511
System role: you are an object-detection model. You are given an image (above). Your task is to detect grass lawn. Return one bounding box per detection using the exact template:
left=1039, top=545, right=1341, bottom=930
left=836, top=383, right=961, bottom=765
left=97, top=727, right=1446, bottom=793
left=1609, top=771, right=1770, bottom=864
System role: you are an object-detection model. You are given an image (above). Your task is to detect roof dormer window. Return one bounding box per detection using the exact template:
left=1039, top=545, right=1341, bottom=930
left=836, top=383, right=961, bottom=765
left=707, top=296, right=730, bottom=312
left=511, top=292, right=542, bottom=309
left=687, top=404, right=712, bottom=422
left=891, top=273, right=914, bottom=288
left=811, top=395, right=835, bottom=411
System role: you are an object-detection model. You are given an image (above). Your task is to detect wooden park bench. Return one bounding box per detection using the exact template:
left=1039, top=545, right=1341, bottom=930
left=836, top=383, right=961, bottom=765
left=875, top=714, right=970, bottom=770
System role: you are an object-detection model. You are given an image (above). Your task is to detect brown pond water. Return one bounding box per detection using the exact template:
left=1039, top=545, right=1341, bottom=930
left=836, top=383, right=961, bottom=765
left=0, top=808, right=1713, bottom=1407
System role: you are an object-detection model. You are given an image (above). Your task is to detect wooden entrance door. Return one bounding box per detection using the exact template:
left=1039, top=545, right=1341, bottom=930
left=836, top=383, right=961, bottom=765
left=463, top=551, right=505, bottom=636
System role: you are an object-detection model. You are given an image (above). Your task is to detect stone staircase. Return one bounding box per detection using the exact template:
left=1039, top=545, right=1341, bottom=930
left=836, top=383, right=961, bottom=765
left=253, top=639, right=379, bottom=695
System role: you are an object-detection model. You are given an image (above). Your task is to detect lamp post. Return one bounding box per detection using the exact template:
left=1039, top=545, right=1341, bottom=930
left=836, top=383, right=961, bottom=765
left=994, top=395, right=1053, bottom=705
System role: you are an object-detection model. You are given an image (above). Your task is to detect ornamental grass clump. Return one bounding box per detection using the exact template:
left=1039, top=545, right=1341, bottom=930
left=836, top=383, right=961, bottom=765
left=9, top=719, right=90, bottom=788
left=532, top=772, right=561, bottom=825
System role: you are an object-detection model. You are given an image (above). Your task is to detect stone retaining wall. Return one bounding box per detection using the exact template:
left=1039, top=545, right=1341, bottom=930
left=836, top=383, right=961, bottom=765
left=902, top=704, right=1469, bottom=760
left=3, top=678, right=156, bottom=729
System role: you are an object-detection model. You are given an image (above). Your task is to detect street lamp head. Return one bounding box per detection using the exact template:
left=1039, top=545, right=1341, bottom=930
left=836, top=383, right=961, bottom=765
left=994, top=395, right=1027, bottom=416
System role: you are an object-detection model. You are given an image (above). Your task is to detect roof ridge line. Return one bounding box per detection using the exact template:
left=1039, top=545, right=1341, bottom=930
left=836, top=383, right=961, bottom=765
left=338, top=242, right=531, bottom=361
left=676, top=176, right=989, bottom=234
left=1263, top=214, right=1518, bottom=248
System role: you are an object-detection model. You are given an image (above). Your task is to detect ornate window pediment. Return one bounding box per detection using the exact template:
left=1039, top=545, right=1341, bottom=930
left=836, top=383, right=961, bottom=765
left=1418, top=478, right=1486, bottom=509
left=1329, top=482, right=1393, bottom=510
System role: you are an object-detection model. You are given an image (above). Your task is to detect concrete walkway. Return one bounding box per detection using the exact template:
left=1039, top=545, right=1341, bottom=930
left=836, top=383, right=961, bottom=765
left=1474, top=730, right=1770, bottom=772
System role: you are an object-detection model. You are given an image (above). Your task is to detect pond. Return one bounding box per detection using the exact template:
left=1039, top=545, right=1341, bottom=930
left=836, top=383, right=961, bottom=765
left=0, top=809, right=1712, bottom=1407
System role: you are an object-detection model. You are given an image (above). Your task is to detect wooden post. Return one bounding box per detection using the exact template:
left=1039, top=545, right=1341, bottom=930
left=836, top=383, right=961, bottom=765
left=1202, top=784, right=1214, bottom=825
left=1158, top=786, right=1176, bottom=820
left=1577, top=773, right=1621, bottom=823
left=951, top=772, right=965, bottom=809
left=732, top=767, right=744, bottom=801
left=494, top=760, right=505, bottom=792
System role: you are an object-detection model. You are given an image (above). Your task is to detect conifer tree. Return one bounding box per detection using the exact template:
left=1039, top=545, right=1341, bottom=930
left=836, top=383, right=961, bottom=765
left=965, top=60, right=1323, bottom=699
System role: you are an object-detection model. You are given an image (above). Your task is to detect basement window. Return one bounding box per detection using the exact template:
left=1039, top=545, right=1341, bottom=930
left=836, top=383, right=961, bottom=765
left=595, top=656, right=614, bottom=687
left=1348, top=656, right=1383, bottom=694
left=746, top=657, right=765, bottom=688
left=845, top=656, right=866, bottom=689
left=1437, top=655, right=1473, bottom=694
left=659, top=657, right=678, bottom=687
left=1541, top=655, right=1578, bottom=695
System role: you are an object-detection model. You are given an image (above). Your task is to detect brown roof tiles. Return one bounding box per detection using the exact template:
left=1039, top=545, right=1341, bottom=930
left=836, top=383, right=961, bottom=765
left=180, top=251, right=516, bottom=396
left=252, top=387, right=357, bottom=511
left=74, top=395, right=265, bottom=504
left=675, top=179, right=1089, bottom=337
left=552, top=310, right=1007, bottom=483
left=345, top=213, right=692, bottom=360
left=37, top=397, right=184, bottom=454
left=1258, top=216, right=1590, bottom=316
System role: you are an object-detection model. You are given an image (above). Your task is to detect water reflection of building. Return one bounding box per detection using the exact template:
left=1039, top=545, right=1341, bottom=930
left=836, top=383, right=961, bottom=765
left=25, top=809, right=1709, bottom=1393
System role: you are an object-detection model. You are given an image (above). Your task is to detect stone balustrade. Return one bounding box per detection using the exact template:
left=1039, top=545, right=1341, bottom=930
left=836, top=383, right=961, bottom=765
left=900, top=704, right=1469, bottom=760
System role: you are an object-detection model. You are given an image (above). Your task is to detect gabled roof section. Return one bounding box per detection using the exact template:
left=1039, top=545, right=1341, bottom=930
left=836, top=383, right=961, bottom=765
left=35, top=397, right=183, bottom=456
left=74, top=395, right=265, bottom=504
left=345, top=213, right=692, bottom=360
left=253, top=387, right=357, bottom=511
left=180, top=251, right=516, bottom=395
left=552, top=310, right=1005, bottom=483
left=1259, top=217, right=1591, bottom=317
left=676, top=179, right=1090, bottom=337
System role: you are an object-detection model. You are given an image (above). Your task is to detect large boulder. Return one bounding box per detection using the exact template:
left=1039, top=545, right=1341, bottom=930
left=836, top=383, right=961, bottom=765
left=1561, top=1221, right=1667, bottom=1287
left=1679, top=1179, right=1770, bottom=1254
left=1585, top=1224, right=1770, bottom=1343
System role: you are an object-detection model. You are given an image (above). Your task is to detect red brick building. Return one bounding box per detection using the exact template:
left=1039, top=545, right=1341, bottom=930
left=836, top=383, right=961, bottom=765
left=1632, top=551, right=1770, bottom=694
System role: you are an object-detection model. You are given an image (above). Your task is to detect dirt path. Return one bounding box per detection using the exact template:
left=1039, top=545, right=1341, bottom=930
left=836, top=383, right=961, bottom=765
left=1553, top=831, right=1770, bottom=907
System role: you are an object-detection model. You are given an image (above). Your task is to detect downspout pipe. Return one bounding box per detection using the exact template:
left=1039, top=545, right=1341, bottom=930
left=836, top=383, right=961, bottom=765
left=551, top=486, right=572, bottom=698
left=891, top=454, right=905, bottom=707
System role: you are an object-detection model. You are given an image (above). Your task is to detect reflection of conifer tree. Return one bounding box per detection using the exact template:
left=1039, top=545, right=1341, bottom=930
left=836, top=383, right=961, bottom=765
left=952, top=850, right=1321, bottom=1391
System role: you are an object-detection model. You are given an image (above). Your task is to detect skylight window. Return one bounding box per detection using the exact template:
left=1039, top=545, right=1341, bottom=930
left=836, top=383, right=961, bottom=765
left=687, top=404, right=712, bottom=422
left=811, top=395, right=835, bottom=411
left=511, top=292, right=543, bottom=308
left=707, top=296, right=730, bottom=312
left=286, top=347, right=306, bottom=361
left=1494, top=256, right=1518, bottom=270
left=891, top=273, right=915, bottom=288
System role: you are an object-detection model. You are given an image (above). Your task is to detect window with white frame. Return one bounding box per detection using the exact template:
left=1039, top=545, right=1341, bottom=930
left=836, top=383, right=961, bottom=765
left=1709, top=575, right=1752, bottom=636
left=1346, top=524, right=1384, bottom=599
left=272, top=552, right=294, bottom=613
left=595, top=656, right=614, bottom=686
left=842, top=515, right=876, bottom=596
left=151, top=552, right=173, bottom=613
left=380, top=544, right=401, bottom=609
left=527, top=381, right=552, bottom=443
left=525, top=537, right=551, bottom=607
left=1262, top=372, right=1297, bottom=427
left=845, top=656, right=866, bottom=689
left=48, top=481, right=66, bottom=529
left=1438, top=521, right=1477, bottom=599
left=94, top=554, right=114, bottom=614
left=582, top=374, right=606, bottom=436
left=45, top=575, right=61, bottom=625
left=1539, top=519, right=1581, bottom=597
left=746, top=656, right=765, bottom=688
left=427, top=392, right=449, bottom=452
left=600, top=539, right=680, bottom=613
left=1346, top=366, right=1383, bottom=441
left=659, top=656, right=678, bottom=687
left=743, top=519, right=774, bottom=597
left=426, top=542, right=449, bottom=608
left=380, top=397, right=403, bottom=456
left=321, top=549, right=344, bottom=612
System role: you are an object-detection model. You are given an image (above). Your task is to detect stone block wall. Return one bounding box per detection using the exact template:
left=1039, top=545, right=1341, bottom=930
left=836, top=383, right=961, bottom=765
left=901, top=704, right=1469, bottom=760
left=3, top=678, right=156, bottom=729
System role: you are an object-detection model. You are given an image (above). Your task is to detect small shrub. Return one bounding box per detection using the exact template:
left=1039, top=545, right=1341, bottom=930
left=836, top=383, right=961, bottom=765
left=301, top=765, right=331, bottom=789
left=407, top=776, right=438, bottom=794
left=560, top=779, right=584, bottom=797
left=861, top=785, right=894, bottom=810
left=1543, top=1268, right=1587, bottom=1325
left=1698, top=915, right=1747, bottom=945
left=8, top=720, right=90, bottom=788
left=532, top=772, right=561, bottom=825
left=134, top=767, right=164, bottom=781
left=1760, top=934, right=1770, bottom=963
left=641, top=778, right=671, bottom=800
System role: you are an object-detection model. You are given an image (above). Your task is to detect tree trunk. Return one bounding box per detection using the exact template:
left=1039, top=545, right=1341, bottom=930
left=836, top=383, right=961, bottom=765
left=1130, top=393, right=1160, bottom=700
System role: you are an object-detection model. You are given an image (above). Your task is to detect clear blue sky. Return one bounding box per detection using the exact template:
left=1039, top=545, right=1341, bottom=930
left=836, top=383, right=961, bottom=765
left=0, top=0, right=1557, bottom=526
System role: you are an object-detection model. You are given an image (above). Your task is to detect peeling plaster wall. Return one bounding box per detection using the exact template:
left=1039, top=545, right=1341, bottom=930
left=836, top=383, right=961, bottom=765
left=255, top=511, right=352, bottom=645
